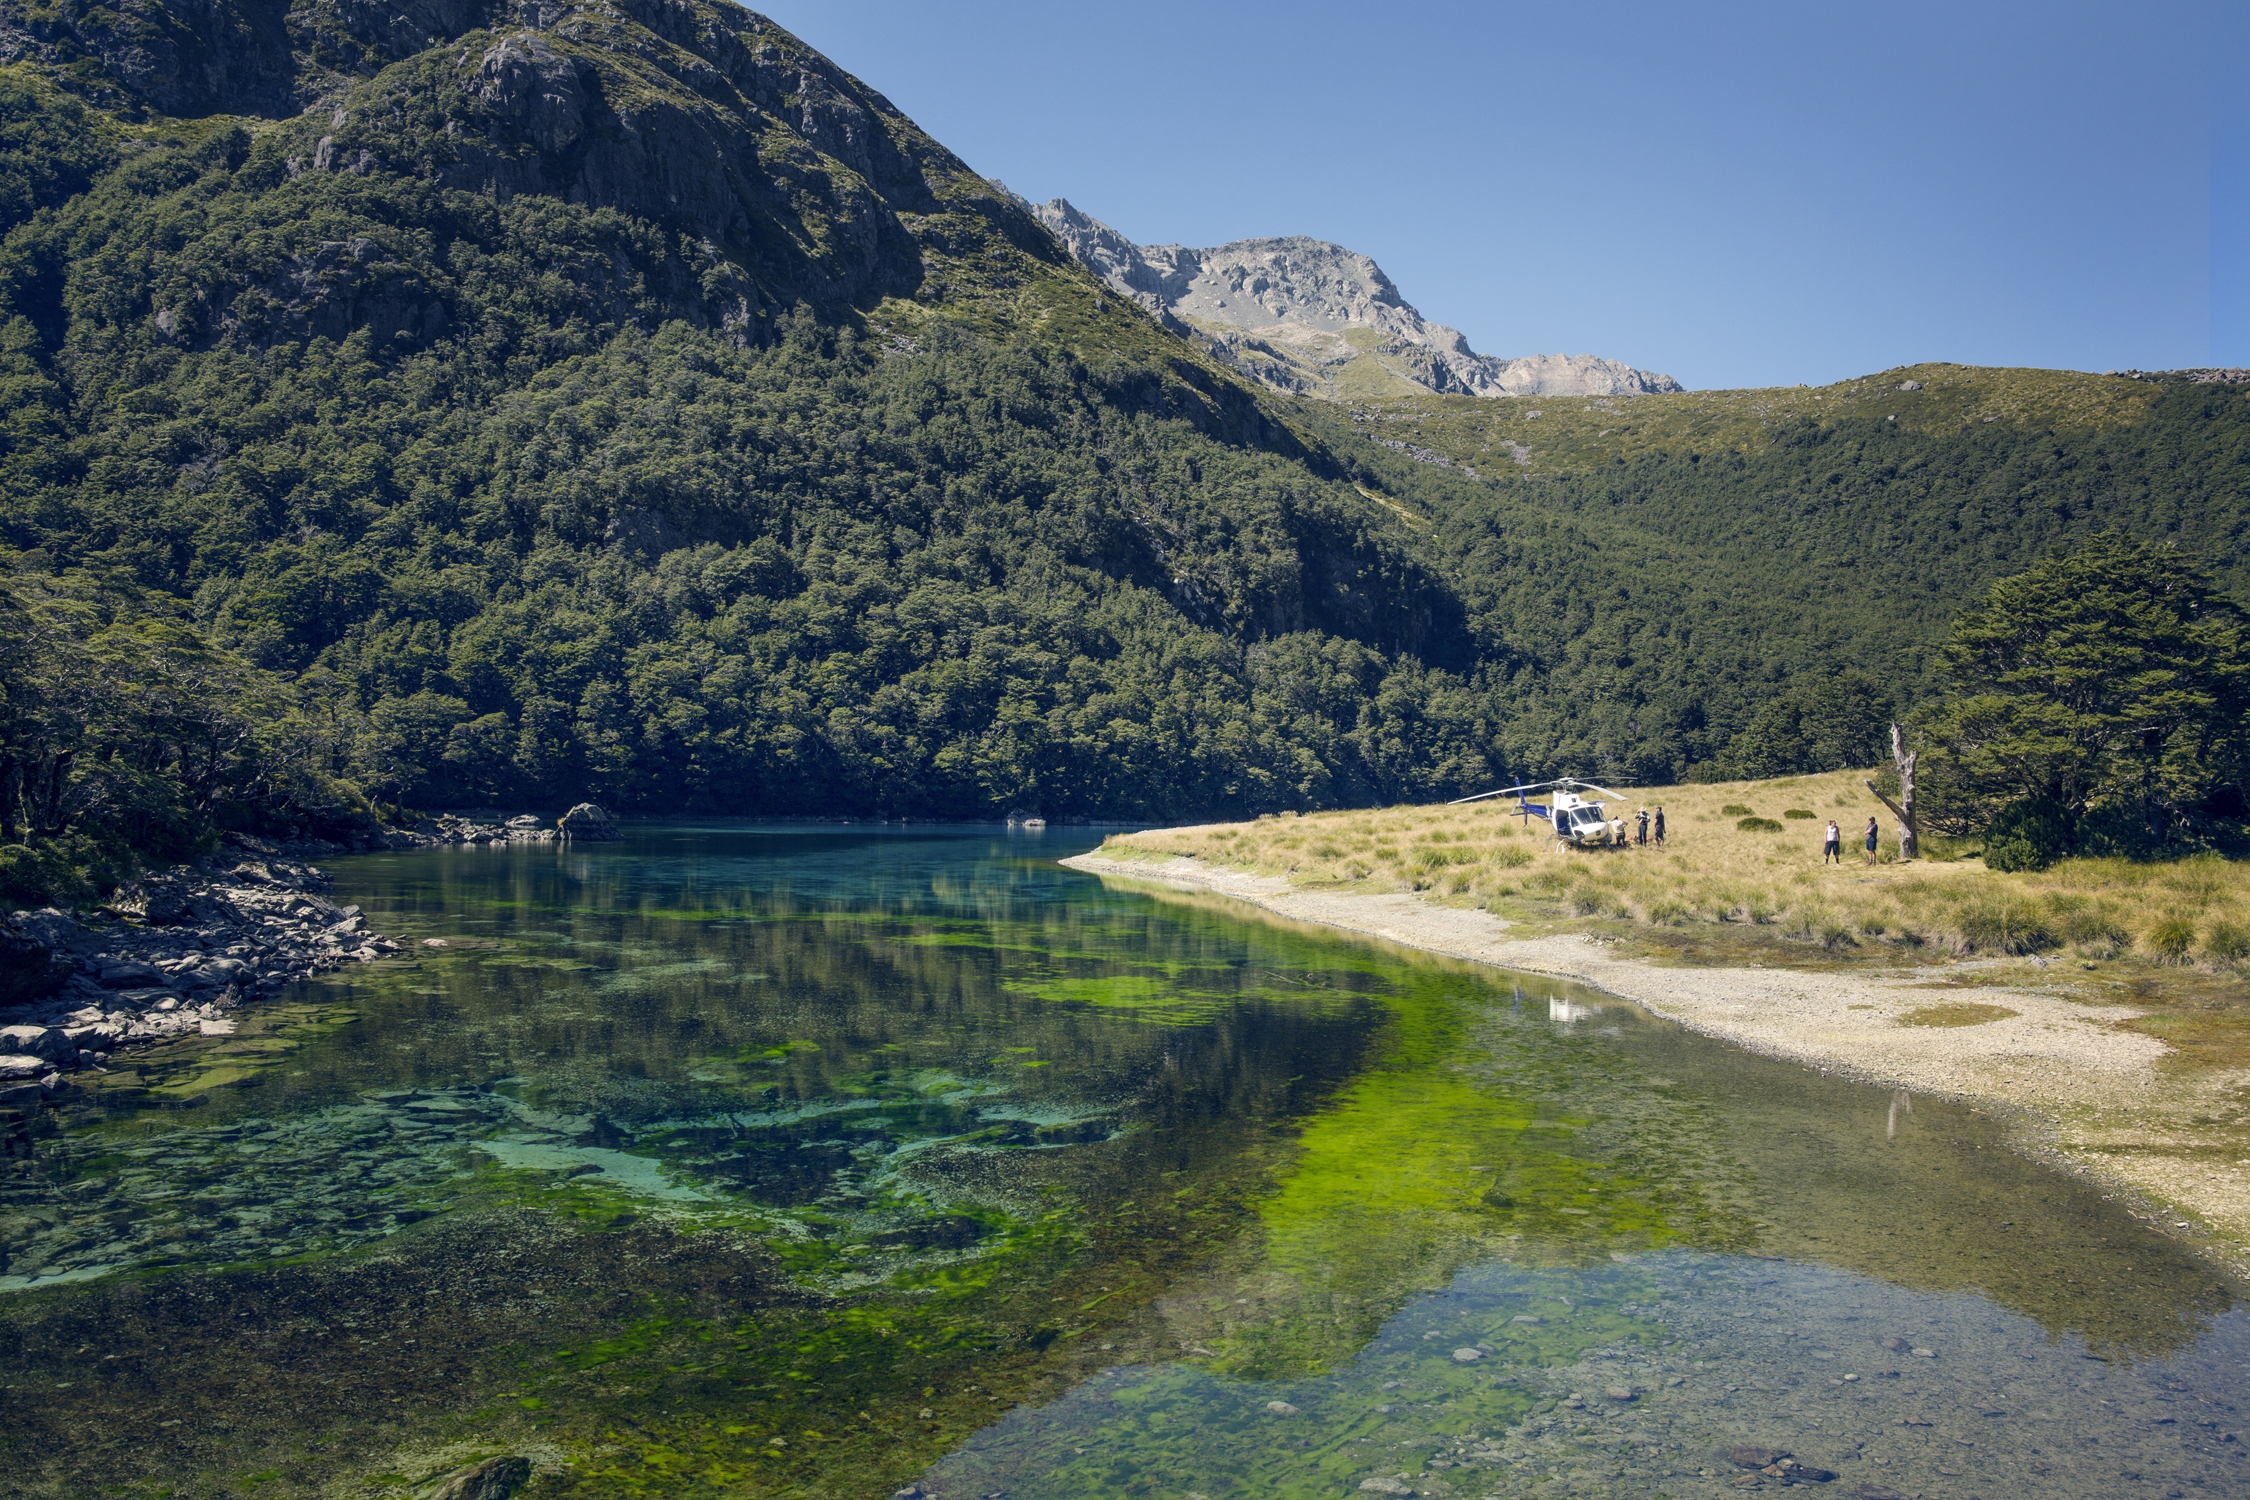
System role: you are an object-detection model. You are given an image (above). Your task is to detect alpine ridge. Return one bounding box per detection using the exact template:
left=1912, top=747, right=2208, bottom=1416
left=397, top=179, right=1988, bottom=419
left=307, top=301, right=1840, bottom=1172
left=1018, top=194, right=1684, bottom=401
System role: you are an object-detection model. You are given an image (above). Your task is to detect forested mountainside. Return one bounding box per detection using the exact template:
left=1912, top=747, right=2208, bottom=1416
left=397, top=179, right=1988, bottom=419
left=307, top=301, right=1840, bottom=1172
left=1300, top=371, right=2250, bottom=783
left=0, top=0, right=2245, bottom=887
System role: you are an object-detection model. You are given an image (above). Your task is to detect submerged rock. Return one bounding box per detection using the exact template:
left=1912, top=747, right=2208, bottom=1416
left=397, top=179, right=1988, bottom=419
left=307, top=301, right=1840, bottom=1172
left=427, top=1455, right=532, bottom=1500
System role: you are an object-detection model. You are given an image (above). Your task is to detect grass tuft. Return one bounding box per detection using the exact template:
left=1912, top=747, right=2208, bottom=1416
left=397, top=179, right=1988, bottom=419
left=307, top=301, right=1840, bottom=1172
left=2147, top=918, right=2197, bottom=964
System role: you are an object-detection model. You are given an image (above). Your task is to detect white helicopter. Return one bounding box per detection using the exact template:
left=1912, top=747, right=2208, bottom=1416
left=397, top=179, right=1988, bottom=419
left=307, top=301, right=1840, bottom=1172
left=1449, top=777, right=1634, bottom=847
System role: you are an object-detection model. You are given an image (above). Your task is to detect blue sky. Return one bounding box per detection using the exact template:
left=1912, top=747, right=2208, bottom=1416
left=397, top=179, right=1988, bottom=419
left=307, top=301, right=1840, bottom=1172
left=774, top=0, right=2228, bottom=392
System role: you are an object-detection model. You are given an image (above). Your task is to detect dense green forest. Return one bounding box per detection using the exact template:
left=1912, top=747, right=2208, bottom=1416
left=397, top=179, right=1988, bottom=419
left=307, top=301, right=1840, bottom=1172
left=1297, top=382, right=2250, bottom=784
left=0, top=0, right=2245, bottom=894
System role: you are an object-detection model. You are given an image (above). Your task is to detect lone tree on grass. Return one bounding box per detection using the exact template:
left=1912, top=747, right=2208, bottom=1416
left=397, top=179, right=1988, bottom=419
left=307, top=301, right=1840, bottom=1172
left=1919, top=531, right=2248, bottom=867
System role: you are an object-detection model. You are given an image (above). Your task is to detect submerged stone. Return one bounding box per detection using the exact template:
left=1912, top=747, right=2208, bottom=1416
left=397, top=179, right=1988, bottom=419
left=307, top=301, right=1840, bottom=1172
left=427, top=1456, right=532, bottom=1500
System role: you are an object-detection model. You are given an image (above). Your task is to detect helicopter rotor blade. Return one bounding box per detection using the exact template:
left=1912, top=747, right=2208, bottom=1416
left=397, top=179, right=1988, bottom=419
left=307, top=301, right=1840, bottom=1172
left=1447, top=778, right=1561, bottom=806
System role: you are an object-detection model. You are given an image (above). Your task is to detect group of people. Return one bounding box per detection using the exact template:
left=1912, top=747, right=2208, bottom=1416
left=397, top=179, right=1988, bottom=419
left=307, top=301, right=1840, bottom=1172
left=1823, top=816, right=1881, bottom=865
left=1563, top=802, right=1882, bottom=863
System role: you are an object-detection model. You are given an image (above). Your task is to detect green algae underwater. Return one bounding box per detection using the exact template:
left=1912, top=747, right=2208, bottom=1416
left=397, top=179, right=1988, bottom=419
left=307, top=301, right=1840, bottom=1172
left=2, top=826, right=2246, bottom=1500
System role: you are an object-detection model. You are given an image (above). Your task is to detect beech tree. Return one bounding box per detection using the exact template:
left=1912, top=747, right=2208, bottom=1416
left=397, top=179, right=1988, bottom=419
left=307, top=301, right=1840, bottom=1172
left=1919, top=532, right=2250, bottom=845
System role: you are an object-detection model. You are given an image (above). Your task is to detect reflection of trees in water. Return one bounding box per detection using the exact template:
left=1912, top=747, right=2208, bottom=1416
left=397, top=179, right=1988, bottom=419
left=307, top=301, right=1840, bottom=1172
left=17, top=828, right=2231, bottom=1499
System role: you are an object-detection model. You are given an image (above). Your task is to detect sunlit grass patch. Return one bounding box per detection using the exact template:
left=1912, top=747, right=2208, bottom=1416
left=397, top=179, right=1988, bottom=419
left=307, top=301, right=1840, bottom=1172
left=1096, top=767, right=2250, bottom=993
left=1899, top=1002, right=2020, bottom=1028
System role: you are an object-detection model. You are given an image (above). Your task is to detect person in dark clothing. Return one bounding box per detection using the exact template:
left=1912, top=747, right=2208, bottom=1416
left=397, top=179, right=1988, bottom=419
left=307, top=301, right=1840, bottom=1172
left=1636, top=808, right=1650, bottom=845
left=1864, top=816, right=1880, bottom=865
left=1653, top=806, right=1666, bottom=846
left=1823, top=819, right=1842, bottom=865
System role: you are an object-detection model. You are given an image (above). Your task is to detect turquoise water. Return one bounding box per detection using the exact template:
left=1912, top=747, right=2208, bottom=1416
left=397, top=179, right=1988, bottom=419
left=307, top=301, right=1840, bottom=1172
left=0, top=825, right=2244, bottom=1499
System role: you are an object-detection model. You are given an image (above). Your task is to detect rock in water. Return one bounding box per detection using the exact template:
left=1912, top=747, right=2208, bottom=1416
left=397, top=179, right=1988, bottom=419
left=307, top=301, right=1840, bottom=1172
left=557, top=803, right=621, bottom=840
left=427, top=1455, right=532, bottom=1500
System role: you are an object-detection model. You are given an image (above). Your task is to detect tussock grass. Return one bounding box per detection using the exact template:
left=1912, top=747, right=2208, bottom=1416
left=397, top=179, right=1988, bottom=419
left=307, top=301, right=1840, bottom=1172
left=1098, top=769, right=2250, bottom=975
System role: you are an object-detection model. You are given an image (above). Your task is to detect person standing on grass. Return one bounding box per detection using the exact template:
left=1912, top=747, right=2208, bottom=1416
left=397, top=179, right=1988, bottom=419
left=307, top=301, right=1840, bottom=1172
left=1864, top=815, right=1880, bottom=865
left=1653, top=806, right=1666, bottom=846
left=1636, top=807, right=1650, bottom=845
left=1823, top=819, right=1842, bottom=865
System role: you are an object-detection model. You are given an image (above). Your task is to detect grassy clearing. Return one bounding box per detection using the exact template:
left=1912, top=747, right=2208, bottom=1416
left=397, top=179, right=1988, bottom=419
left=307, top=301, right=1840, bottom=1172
left=1311, top=361, right=2161, bottom=478
left=1097, top=768, right=2250, bottom=982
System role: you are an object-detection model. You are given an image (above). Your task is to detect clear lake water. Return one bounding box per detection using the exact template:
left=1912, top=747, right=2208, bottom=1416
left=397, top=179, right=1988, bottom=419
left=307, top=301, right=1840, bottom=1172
left=0, top=825, right=2243, bottom=1500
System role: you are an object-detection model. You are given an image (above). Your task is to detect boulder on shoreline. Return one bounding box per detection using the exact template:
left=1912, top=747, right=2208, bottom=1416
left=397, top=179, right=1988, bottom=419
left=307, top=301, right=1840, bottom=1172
left=0, top=855, right=402, bottom=1110
left=558, top=803, right=622, bottom=841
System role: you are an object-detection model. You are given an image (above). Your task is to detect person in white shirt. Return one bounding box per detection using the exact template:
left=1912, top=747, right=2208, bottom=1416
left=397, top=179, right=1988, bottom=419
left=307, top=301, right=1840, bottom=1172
left=1823, top=820, right=1842, bottom=865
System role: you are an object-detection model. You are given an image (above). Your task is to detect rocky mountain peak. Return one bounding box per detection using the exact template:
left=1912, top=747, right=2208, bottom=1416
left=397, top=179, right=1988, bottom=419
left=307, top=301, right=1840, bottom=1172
left=1019, top=196, right=1683, bottom=401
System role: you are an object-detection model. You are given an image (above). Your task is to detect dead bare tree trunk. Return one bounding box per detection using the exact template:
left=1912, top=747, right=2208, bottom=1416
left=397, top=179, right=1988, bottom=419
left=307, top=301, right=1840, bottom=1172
left=1864, top=722, right=1919, bottom=860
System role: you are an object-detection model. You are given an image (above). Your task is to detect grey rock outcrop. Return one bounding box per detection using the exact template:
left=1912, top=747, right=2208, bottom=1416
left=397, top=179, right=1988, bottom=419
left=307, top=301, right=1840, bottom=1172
left=2111, top=368, right=2250, bottom=384
left=1018, top=196, right=1682, bottom=400
left=0, top=861, right=408, bottom=1112
left=558, top=802, right=622, bottom=840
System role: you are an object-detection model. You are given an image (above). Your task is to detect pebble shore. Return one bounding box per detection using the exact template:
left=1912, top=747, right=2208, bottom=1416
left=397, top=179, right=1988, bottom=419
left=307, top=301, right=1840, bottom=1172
left=0, top=805, right=620, bottom=1114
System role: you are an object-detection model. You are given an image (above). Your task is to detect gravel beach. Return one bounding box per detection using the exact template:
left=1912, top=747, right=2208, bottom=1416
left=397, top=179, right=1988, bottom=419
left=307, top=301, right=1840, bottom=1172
left=1059, top=853, right=2250, bottom=1278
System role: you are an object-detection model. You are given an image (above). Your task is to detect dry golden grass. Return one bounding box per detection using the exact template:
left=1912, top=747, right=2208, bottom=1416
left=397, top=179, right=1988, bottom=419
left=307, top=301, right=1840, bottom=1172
left=1099, top=768, right=2250, bottom=974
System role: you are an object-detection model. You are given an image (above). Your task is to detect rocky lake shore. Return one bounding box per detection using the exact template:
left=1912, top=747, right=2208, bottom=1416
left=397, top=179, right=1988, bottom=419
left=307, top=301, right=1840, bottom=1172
left=0, top=804, right=621, bottom=1117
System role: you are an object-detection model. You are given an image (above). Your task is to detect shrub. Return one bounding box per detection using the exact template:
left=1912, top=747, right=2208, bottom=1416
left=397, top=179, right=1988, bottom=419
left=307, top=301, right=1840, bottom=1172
left=1821, top=924, right=1859, bottom=950
left=1982, top=797, right=2074, bottom=872
left=1983, top=837, right=2043, bottom=873
left=1721, top=803, right=1755, bottom=816
left=0, top=840, right=99, bottom=906
left=2145, top=918, right=2196, bottom=964
left=1783, top=808, right=1816, bottom=819
left=1746, top=899, right=1777, bottom=924
left=1737, top=817, right=1784, bottom=833
left=1644, top=899, right=1692, bottom=925
left=2205, top=921, right=2250, bottom=963
left=1570, top=885, right=1606, bottom=915
left=1488, top=847, right=1533, bottom=869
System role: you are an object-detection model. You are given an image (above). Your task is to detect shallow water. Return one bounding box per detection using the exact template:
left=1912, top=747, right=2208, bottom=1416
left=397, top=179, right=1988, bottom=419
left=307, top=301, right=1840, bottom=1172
left=1, top=826, right=2243, bottom=1499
